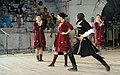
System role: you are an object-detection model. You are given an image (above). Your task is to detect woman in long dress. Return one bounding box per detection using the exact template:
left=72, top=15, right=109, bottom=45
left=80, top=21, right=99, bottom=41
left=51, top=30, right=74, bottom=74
left=94, top=14, right=105, bottom=51
left=48, top=12, right=74, bottom=67
left=33, top=15, right=46, bottom=61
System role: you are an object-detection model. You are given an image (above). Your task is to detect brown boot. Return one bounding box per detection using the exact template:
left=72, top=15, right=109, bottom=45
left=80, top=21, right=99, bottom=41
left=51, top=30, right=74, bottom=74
left=48, top=55, right=58, bottom=67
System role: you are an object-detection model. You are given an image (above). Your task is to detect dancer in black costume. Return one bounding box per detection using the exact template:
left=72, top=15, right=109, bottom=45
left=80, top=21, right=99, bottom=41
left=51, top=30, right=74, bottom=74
left=68, top=13, right=110, bottom=71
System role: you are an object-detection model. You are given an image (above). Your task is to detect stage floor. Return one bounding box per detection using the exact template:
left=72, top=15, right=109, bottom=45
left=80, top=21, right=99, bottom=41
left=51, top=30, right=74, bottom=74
left=0, top=49, right=120, bottom=75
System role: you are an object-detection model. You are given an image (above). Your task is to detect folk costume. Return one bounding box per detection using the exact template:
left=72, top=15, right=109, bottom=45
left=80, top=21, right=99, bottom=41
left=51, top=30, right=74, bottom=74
left=48, top=13, right=74, bottom=67
left=68, top=13, right=110, bottom=71
left=94, top=21, right=105, bottom=49
left=33, top=16, right=46, bottom=61
left=33, top=22, right=46, bottom=48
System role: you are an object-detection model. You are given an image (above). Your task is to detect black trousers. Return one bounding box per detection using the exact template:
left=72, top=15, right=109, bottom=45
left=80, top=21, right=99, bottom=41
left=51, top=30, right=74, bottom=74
left=68, top=48, right=109, bottom=68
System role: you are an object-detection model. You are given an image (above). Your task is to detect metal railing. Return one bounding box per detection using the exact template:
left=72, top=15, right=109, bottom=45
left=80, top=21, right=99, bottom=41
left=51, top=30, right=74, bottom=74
left=0, top=29, right=10, bottom=55
left=0, top=28, right=35, bottom=55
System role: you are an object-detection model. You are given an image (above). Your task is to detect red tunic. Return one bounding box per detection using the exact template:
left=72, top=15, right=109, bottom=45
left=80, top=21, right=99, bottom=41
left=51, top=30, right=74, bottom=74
left=33, top=22, right=46, bottom=48
left=54, top=21, right=74, bottom=52
left=94, top=22, right=104, bottom=48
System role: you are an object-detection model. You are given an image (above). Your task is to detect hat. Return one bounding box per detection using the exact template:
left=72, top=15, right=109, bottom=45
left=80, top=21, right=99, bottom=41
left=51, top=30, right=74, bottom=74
left=58, top=12, right=68, bottom=19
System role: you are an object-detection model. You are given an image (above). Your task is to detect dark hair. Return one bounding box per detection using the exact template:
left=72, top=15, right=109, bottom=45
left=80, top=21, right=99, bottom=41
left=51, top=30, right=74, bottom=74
left=38, top=1, right=43, bottom=5
left=44, top=7, right=47, bottom=10
left=58, top=12, right=68, bottom=19
left=96, top=14, right=100, bottom=17
left=77, top=13, right=85, bottom=20
left=37, top=14, right=41, bottom=16
left=76, top=13, right=85, bottom=24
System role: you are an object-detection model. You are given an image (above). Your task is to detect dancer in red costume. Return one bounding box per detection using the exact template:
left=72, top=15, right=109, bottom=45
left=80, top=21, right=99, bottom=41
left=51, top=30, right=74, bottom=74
left=33, top=15, right=46, bottom=61
left=48, top=12, right=73, bottom=67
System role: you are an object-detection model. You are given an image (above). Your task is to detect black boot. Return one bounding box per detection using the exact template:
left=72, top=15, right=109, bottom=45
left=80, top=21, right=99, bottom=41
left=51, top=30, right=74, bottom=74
left=36, top=55, right=39, bottom=61
left=104, top=63, right=110, bottom=71
left=39, top=54, right=43, bottom=61
left=92, top=54, right=110, bottom=71
left=48, top=55, right=58, bottom=67
left=68, top=52, right=78, bottom=71
left=101, top=60, right=110, bottom=71
left=68, top=65, right=78, bottom=71
left=64, top=54, right=68, bottom=67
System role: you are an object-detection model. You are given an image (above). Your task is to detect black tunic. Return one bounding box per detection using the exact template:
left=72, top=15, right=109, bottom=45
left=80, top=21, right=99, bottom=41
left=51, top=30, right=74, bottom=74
left=71, top=19, right=99, bottom=57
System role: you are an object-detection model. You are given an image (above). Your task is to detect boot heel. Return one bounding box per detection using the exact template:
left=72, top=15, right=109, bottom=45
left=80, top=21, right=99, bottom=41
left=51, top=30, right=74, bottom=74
left=68, top=65, right=78, bottom=71
left=48, top=64, right=54, bottom=67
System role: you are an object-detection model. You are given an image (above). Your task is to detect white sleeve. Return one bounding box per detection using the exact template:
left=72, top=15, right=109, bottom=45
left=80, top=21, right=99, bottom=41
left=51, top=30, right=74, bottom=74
left=83, top=29, right=94, bottom=37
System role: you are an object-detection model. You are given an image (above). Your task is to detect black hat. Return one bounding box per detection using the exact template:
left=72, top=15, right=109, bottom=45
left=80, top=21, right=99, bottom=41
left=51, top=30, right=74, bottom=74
left=77, top=13, right=85, bottom=20
left=58, top=12, right=68, bottom=19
